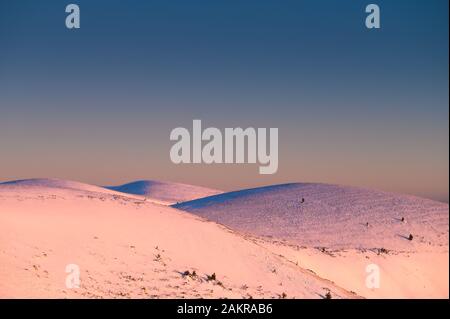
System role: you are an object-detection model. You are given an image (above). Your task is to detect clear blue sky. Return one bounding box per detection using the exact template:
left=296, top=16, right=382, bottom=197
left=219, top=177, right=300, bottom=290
left=0, top=0, right=448, bottom=201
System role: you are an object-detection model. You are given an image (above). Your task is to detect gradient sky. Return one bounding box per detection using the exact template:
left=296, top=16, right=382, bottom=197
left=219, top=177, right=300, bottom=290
left=0, top=0, right=448, bottom=202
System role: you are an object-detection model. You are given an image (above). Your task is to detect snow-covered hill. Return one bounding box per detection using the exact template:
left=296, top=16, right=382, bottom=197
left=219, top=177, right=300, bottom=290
left=174, top=183, right=449, bottom=298
left=174, top=183, right=448, bottom=251
left=1, top=179, right=447, bottom=298
left=105, top=180, right=222, bottom=204
left=0, top=178, right=118, bottom=195
left=0, top=179, right=350, bottom=298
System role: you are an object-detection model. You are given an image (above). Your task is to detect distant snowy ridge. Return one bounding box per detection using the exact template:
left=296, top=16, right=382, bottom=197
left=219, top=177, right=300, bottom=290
left=105, top=180, right=222, bottom=204
left=0, top=178, right=222, bottom=205
left=0, top=178, right=114, bottom=194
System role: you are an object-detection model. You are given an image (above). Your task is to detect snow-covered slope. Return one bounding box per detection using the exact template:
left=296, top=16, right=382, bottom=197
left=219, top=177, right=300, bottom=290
left=174, top=183, right=449, bottom=298
left=106, top=180, right=222, bottom=204
left=174, top=183, right=449, bottom=251
left=0, top=179, right=351, bottom=298
left=0, top=178, right=222, bottom=205
left=1, top=179, right=447, bottom=298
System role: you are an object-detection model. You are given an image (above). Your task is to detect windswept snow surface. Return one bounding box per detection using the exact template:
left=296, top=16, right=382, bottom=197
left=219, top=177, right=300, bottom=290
left=174, top=183, right=449, bottom=251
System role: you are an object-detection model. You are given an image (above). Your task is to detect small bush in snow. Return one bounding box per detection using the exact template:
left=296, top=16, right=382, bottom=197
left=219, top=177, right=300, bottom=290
left=206, top=273, right=216, bottom=281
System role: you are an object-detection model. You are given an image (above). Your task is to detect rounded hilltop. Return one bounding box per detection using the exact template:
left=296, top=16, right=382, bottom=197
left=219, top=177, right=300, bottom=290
left=174, top=182, right=449, bottom=251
